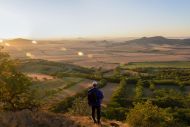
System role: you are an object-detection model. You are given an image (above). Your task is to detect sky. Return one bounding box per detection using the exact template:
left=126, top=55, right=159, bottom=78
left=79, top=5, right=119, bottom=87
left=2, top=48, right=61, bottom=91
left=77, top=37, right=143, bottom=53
left=0, top=0, right=190, bottom=39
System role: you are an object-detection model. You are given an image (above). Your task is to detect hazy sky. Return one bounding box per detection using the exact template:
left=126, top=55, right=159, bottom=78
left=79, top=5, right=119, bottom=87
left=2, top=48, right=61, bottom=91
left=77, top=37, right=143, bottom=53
left=0, top=0, right=190, bottom=39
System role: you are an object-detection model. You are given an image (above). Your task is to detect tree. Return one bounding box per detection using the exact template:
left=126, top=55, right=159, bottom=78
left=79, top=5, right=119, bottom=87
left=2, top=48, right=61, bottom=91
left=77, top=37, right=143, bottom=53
left=149, top=81, right=155, bottom=91
left=113, top=66, right=121, bottom=77
left=135, top=80, right=143, bottom=99
left=0, top=50, right=39, bottom=111
left=94, top=67, right=103, bottom=79
left=127, top=101, right=176, bottom=127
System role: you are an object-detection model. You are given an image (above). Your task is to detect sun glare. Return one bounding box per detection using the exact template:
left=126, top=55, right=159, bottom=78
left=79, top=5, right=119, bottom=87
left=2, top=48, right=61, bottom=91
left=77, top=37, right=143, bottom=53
left=61, top=47, right=67, bottom=51
left=26, top=52, right=35, bottom=58
left=78, top=51, right=84, bottom=56
left=32, top=40, right=37, bottom=44
left=0, top=40, right=3, bottom=43
left=5, top=43, right=10, bottom=47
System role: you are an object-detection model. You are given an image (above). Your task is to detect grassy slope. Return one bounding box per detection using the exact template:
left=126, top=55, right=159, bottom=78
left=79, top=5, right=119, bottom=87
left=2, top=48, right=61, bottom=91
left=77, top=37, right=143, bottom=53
left=18, top=59, right=93, bottom=74
left=17, top=59, right=94, bottom=110
left=126, top=61, right=190, bottom=68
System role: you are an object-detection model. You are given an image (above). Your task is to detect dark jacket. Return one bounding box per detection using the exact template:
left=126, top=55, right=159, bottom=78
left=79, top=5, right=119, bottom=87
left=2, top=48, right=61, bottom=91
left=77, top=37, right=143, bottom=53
left=88, top=87, right=104, bottom=106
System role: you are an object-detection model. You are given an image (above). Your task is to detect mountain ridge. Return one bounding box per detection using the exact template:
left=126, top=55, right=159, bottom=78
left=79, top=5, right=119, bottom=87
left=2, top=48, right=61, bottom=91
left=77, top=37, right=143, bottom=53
left=3, top=36, right=190, bottom=46
left=125, top=36, right=190, bottom=46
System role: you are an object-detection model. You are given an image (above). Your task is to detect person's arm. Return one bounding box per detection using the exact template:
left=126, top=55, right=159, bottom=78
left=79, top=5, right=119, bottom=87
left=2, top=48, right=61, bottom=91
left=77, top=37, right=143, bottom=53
left=99, top=90, right=104, bottom=100
left=87, top=90, right=92, bottom=106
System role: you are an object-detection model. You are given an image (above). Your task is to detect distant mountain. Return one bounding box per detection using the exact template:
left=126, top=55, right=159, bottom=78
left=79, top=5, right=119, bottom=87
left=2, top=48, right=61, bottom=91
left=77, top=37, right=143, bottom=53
left=122, top=36, right=190, bottom=46
left=5, top=38, right=33, bottom=45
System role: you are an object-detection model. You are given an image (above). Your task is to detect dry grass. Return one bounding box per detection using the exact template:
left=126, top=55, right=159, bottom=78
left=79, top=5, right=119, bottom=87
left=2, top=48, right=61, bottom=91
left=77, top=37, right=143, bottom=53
left=0, top=110, right=128, bottom=127
left=0, top=110, right=79, bottom=127
left=65, top=113, right=128, bottom=127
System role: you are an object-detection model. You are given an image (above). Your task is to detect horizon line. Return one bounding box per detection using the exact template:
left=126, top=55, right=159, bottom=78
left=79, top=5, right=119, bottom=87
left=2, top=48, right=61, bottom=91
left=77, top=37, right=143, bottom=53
left=1, top=35, right=190, bottom=41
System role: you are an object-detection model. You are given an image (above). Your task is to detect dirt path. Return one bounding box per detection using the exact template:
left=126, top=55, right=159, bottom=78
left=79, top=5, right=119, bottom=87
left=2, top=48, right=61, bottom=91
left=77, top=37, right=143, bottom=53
left=42, top=80, right=92, bottom=110
left=101, top=83, right=118, bottom=105
left=65, top=113, right=128, bottom=127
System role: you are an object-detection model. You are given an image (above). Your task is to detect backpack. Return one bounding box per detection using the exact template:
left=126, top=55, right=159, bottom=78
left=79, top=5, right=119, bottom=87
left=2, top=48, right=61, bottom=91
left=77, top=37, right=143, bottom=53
left=88, top=90, right=98, bottom=105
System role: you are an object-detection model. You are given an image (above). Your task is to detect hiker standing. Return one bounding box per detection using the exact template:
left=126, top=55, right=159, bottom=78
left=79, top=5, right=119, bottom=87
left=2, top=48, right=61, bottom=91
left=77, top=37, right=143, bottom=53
left=88, top=81, right=104, bottom=124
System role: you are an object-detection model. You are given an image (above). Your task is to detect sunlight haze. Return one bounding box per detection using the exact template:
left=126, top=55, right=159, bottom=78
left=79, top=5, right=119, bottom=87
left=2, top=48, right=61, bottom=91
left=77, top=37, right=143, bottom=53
left=0, top=0, right=190, bottom=39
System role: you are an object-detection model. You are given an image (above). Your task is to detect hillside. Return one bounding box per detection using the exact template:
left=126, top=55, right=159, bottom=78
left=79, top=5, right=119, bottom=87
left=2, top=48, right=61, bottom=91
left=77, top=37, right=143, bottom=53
left=3, top=38, right=33, bottom=45
left=0, top=110, right=128, bottom=127
left=114, top=36, right=190, bottom=46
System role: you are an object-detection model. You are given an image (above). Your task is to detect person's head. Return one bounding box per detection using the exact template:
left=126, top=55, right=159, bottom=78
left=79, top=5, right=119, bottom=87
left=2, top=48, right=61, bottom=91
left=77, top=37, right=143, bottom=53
left=92, top=81, right=98, bottom=88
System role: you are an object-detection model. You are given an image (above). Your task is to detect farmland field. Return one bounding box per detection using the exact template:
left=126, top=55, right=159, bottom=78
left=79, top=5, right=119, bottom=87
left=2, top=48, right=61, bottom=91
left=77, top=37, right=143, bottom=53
left=125, top=61, right=190, bottom=69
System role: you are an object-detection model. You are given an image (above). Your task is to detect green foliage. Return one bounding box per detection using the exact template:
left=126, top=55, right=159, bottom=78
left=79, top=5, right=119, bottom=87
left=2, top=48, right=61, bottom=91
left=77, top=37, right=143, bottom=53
left=135, top=80, right=144, bottom=99
left=103, top=107, right=128, bottom=121
left=98, top=78, right=107, bottom=88
left=153, top=80, right=178, bottom=86
left=152, top=89, right=189, bottom=108
left=149, top=81, right=155, bottom=91
left=52, top=78, right=107, bottom=113
left=173, top=108, right=190, bottom=125
left=126, top=61, right=190, bottom=69
left=110, top=77, right=127, bottom=106
left=0, top=51, right=39, bottom=111
left=94, top=67, right=103, bottom=79
left=69, top=97, right=91, bottom=116
left=127, top=101, right=175, bottom=127
left=113, top=66, right=121, bottom=78
left=104, top=77, right=130, bottom=120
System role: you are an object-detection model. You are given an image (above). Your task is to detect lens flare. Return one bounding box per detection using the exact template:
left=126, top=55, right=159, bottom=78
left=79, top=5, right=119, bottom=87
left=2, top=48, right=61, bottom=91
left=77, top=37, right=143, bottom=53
left=78, top=51, right=84, bottom=56
left=26, top=52, right=35, bottom=58
left=87, top=54, right=93, bottom=58
left=32, top=40, right=37, bottom=44
left=5, top=43, right=10, bottom=47
left=0, top=40, right=3, bottom=43
left=60, top=47, right=67, bottom=51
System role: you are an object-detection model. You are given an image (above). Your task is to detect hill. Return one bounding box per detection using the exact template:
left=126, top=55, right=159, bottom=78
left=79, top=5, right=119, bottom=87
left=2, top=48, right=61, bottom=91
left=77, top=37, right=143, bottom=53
left=4, top=38, right=33, bottom=45
left=120, top=36, right=190, bottom=46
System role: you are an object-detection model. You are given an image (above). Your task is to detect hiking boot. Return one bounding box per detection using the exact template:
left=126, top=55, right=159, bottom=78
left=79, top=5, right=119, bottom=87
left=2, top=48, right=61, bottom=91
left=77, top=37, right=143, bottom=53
left=93, top=119, right=97, bottom=124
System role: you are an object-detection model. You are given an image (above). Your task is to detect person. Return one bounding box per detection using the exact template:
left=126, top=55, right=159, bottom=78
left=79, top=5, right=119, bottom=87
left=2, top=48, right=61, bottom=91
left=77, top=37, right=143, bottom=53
left=88, top=81, right=104, bottom=124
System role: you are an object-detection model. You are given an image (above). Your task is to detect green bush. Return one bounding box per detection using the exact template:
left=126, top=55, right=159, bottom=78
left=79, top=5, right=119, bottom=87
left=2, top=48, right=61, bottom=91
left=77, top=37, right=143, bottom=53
left=0, top=51, right=39, bottom=111
left=153, top=80, right=178, bottom=86
left=149, top=81, right=156, bottom=91
left=134, top=80, right=144, bottom=99
left=127, top=101, right=176, bottom=127
left=103, top=107, right=128, bottom=121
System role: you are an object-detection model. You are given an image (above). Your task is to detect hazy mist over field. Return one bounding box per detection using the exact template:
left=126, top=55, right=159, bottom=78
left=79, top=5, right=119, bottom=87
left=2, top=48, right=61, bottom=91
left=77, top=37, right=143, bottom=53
left=1, top=36, right=189, bottom=69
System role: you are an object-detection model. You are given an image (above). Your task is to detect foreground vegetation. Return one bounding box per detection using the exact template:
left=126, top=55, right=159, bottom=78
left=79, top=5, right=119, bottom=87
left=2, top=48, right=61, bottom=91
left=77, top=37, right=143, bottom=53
left=1, top=46, right=190, bottom=127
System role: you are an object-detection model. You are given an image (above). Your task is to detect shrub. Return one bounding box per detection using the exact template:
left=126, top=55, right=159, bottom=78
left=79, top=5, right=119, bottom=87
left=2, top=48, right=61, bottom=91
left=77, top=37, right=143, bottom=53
left=103, top=107, right=128, bottom=121
left=69, top=97, right=91, bottom=116
left=134, top=80, right=143, bottom=99
left=98, top=78, right=107, bottom=88
left=0, top=110, right=79, bottom=127
left=149, top=81, right=155, bottom=91
left=127, top=101, right=175, bottom=127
